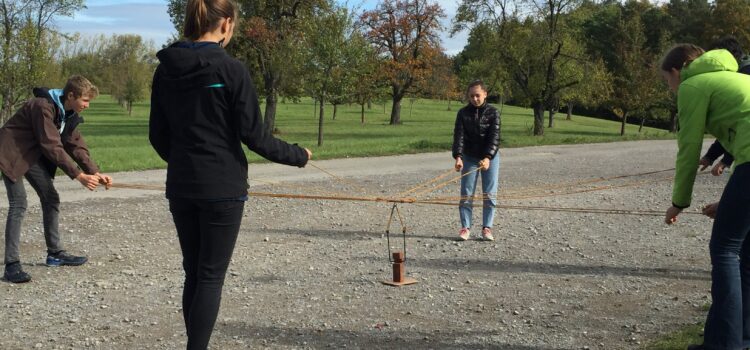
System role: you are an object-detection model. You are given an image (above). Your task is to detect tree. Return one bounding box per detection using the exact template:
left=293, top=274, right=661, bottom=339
left=703, top=0, right=750, bottom=47
left=0, top=0, right=84, bottom=123
left=455, top=22, right=511, bottom=110
left=455, top=0, right=585, bottom=136
left=582, top=0, right=669, bottom=136
left=167, top=0, right=327, bottom=134
left=104, top=35, right=156, bottom=115
left=359, top=0, right=446, bottom=125
left=422, top=52, right=460, bottom=110
left=304, top=4, right=355, bottom=146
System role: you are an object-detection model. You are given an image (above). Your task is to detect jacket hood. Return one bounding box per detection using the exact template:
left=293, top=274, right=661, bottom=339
left=681, top=49, right=739, bottom=81
left=156, top=41, right=226, bottom=89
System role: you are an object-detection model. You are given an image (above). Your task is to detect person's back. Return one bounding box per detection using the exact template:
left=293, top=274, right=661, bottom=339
left=148, top=1, right=310, bottom=349
left=679, top=50, right=750, bottom=168
left=151, top=42, right=307, bottom=199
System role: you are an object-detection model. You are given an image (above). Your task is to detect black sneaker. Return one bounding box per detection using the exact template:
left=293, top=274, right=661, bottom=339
left=4, top=262, right=31, bottom=283
left=46, top=251, right=87, bottom=267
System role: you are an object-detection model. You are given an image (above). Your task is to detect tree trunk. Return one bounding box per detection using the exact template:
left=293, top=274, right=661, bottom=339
left=548, top=106, right=555, bottom=128
left=360, top=103, right=365, bottom=124
left=498, top=95, right=504, bottom=115
left=447, top=99, right=451, bottom=111
left=620, top=110, right=628, bottom=136
left=390, top=96, right=402, bottom=125
left=533, top=102, right=544, bottom=136
left=265, top=93, right=277, bottom=135
left=670, top=109, right=678, bottom=133
left=128, top=101, right=133, bottom=116
left=332, top=103, right=337, bottom=120
left=639, top=116, right=646, bottom=133
left=367, top=99, right=371, bottom=109
left=318, top=97, right=324, bottom=146
left=566, top=101, right=573, bottom=120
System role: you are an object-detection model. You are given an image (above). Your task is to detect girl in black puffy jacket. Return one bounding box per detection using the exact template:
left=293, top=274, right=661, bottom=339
left=452, top=80, right=501, bottom=242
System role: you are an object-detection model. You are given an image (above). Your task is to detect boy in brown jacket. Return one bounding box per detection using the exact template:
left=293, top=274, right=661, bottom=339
left=0, top=75, right=112, bottom=283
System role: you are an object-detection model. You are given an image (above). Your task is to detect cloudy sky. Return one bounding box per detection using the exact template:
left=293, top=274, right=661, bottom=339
left=56, top=0, right=468, bottom=54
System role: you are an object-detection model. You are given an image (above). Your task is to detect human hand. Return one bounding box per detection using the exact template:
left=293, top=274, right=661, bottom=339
left=479, top=157, right=490, bottom=171
left=304, top=148, right=312, bottom=160
left=711, top=163, right=725, bottom=176
left=95, top=173, right=113, bottom=190
left=702, top=202, right=719, bottom=219
left=664, top=205, right=682, bottom=225
left=76, top=173, right=99, bottom=191
left=699, top=157, right=712, bottom=171
left=454, top=157, right=463, bottom=172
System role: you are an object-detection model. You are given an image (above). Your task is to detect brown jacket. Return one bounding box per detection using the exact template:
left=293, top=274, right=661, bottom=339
left=0, top=97, right=99, bottom=183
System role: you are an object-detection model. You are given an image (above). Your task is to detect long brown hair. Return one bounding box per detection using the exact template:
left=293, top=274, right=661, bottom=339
left=660, top=44, right=705, bottom=72
left=183, top=0, right=238, bottom=41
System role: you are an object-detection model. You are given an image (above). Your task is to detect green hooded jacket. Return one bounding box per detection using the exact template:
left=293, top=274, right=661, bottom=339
left=673, top=49, right=750, bottom=207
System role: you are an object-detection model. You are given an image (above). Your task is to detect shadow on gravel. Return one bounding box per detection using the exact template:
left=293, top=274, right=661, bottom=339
left=394, top=258, right=711, bottom=281
left=217, top=322, right=563, bottom=350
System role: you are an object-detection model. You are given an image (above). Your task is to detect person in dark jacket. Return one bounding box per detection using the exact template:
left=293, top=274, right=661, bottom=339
left=148, top=1, right=311, bottom=349
left=452, top=80, right=501, bottom=241
left=0, top=75, right=112, bottom=283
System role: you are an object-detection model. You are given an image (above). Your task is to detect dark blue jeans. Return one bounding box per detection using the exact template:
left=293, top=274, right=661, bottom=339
left=169, top=198, right=244, bottom=350
left=703, top=162, right=750, bottom=350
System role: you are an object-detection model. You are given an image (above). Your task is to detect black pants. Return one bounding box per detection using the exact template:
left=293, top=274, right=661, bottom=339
left=169, top=198, right=244, bottom=350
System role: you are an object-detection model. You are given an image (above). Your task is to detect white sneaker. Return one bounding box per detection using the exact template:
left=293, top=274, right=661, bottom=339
left=481, top=227, right=494, bottom=241
left=458, top=227, right=470, bottom=241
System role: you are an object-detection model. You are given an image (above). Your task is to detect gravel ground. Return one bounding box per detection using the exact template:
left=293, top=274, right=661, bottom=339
left=0, top=139, right=724, bottom=349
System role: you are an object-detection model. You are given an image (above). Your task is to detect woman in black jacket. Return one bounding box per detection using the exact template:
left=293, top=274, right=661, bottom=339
left=148, top=1, right=311, bottom=348
left=452, top=80, right=501, bottom=242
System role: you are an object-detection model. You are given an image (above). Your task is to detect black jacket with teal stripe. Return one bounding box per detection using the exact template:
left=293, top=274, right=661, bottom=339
left=149, top=41, right=308, bottom=199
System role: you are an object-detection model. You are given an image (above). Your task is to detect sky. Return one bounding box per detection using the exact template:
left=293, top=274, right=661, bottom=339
left=56, top=0, right=469, bottom=55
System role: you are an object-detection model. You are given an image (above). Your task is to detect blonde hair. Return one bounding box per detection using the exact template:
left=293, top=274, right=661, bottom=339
left=183, top=0, right=238, bottom=41
left=63, top=75, right=98, bottom=99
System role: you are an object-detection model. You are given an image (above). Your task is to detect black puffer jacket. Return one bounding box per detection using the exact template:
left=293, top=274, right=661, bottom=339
left=452, top=103, right=501, bottom=160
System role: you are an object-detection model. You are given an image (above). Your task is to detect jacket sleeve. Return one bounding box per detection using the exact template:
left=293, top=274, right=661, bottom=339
left=484, top=107, right=500, bottom=159
left=63, top=128, right=99, bottom=174
left=452, top=111, right=464, bottom=159
left=231, top=65, right=307, bottom=167
left=702, top=139, right=725, bottom=163
left=672, top=84, right=709, bottom=208
left=720, top=152, right=735, bottom=167
left=30, top=101, right=82, bottom=179
left=148, top=67, right=170, bottom=162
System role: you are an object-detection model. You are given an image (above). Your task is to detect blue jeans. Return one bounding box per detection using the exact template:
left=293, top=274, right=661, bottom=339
left=703, top=162, right=750, bottom=350
left=3, top=162, right=63, bottom=265
left=458, top=154, right=500, bottom=229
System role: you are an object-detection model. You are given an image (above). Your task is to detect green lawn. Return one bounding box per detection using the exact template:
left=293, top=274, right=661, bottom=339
left=79, top=95, right=674, bottom=172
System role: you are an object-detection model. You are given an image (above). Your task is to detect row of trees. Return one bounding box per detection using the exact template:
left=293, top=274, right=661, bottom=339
left=0, top=0, right=156, bottom=124
left=164, top=0, right=750, bottom=142
left=454, top=0, right=750, bottom=135
left=3, top=0, right=748, bottom=139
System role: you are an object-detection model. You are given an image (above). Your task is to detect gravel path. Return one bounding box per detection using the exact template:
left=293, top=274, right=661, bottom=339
left=0, top=139, right=722, bottom=349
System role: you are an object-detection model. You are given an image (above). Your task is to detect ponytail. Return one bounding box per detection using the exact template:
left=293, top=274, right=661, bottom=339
left=183, top=0, right=238, bottom=41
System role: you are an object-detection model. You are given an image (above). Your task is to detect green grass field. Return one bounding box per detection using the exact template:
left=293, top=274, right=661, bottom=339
left=79, top=95, right=674, bottom=172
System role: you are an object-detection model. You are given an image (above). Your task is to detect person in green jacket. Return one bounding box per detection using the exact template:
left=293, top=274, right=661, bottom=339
left=661, top=44, right=750, bottom=350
